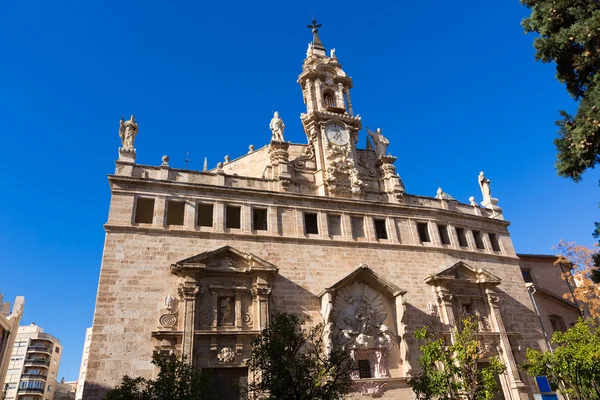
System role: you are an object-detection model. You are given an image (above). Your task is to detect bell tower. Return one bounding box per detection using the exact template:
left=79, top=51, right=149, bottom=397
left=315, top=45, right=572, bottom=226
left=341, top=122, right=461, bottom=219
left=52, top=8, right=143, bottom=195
left=298, top=21, right=363, bottom=197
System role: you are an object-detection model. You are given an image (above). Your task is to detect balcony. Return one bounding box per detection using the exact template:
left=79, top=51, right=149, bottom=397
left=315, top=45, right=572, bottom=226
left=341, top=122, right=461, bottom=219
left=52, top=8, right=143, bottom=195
left=17, top=387, right=44, bottom=394
left=21, top=373, right=47, bottom=379
left=27, top=345, right=52, bottom=354
left=23, top=358, right=50, bottom=367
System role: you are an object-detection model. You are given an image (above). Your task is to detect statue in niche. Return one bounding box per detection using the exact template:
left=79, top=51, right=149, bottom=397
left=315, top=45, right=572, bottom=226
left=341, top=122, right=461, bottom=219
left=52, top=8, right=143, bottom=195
left=332, top=283, right=391, bottom=349
left=478, top=171, right=492, bottom=203
left=366, top=127, right=389, bottom=158
left=374, top=350, right=389, bottom=378
left=119, top=115, right=138, bottom=149
left=269, top=111, right=285, bottom=142
left=220, top=297, right=232, bottom=325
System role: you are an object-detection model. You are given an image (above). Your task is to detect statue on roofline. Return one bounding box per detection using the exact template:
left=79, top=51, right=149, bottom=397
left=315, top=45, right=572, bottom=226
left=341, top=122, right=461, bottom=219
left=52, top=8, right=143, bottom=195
left=269, top=111, right=285, bottom=142
left=119, top=115, right=138, bottom=149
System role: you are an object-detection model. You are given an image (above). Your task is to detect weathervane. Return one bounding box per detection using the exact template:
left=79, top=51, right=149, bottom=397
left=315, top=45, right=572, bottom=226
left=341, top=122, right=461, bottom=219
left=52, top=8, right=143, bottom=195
left=307, top=20, right=322, bottom=33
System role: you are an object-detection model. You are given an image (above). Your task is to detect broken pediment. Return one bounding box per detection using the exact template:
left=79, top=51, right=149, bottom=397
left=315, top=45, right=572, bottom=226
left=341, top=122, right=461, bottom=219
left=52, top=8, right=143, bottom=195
left=425, top=261, right=501, bottom=287
left=170, top=246, right=278, bottom=278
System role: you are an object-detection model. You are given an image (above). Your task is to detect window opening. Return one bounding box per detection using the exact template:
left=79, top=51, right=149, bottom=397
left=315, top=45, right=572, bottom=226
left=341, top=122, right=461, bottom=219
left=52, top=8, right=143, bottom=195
left=374, top=219, right=388, bottom=240
left=226, top=206, right=241, bottom=229
left=328, top=215, right=342, bottom=236
left=417, top=222, right=431, bottom=243
left=489, top=233, right=501, bottom=252
left=351, top=216, right=365, bottom=238
left=304, top=212, right=319, bottom=234
left=438, top=224, right=451, bottom=245
left=166, top=200, right=185, bottom=226
left=473, top=230, right=485, bottom=249
left=456, top=227, right=468, bottom=247
left=253, top=208, right=268, bottom=231
left=357, top=360, right=372, bottom=379
left=134, top=198, right=155, bottom=224
left=196, top=203, right=214, bottom=227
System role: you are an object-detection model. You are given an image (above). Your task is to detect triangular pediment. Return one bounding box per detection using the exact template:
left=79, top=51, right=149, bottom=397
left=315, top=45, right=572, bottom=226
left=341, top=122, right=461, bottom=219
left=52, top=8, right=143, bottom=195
left=425, top=261, right=501, bottom=286
left=170, top=246, right=278, bottom=277
left=319, top=264, right=406, bottom=299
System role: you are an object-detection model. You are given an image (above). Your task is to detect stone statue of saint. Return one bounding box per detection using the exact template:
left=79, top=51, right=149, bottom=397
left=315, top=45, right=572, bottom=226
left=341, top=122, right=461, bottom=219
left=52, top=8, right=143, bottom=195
left=366, top=127, right=389, bottom=158
left=269, top=111, right=285, bottom=142
left=220, top=297, right=232, bottom=324
left=119, top=115, right=138, bottom=149
left=478, top=171, right=492, bottom=203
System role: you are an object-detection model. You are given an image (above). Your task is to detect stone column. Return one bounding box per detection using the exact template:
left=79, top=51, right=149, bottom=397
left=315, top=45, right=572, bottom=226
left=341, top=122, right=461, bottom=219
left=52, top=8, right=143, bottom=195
left=235, top=292, right=242, bottom=329
left=336, top=83, right=345, bottom=108
left=376, top=155, right=405, bottom=203
left=486, top=289, right=528, bottom=399
left=344, top=88, right=353, bottom=116
left=178, top=283, right=199, bottom=363
left=342, top=214, right=353, bottom=240
left=314, top=78, right=323, bottom=110
left=305, top=80, right=315, bottom=111
left=319, top=212, right=329, bottom=239
left=211, top=291, right=218, bottom=330
left=365, top=216, right=376, bottom=241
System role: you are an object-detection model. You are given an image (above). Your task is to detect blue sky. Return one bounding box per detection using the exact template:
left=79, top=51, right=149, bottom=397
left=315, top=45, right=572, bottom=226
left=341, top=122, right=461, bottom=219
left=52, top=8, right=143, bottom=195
left=1, top=0, right=598, bottom=382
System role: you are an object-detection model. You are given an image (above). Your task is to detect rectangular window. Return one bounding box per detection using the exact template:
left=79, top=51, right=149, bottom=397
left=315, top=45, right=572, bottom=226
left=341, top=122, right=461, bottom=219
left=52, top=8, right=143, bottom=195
left=166, top=200, right=185, bottom=226
left=521, top=269, right=534, bottom=283
left=351, top=216, right=365, bottom=238
left=196, top=203, right=214, bottom=227
left=374, top=219, right=388, bottom=240
left=489, top=233, right=501, bottom=252
left=473, top=230, right=485, bottom=249
left=417, top=222, right=430, bottom=243
left=54, top=346, right=60, bottom=354
left=438, top=224, right=451, bottom=245
left=134, top=198, right=155, bottom=224
left=253, top=208, right=268, bottom=231
left=456, top=227, right=468, bottom=247
left=328, top=215, right=342, bottom=236
left=304, top=212, right=319, bottom=234
left=357, top=360, right=372, bottom=379
left=225, top=205, right=241, bottom=229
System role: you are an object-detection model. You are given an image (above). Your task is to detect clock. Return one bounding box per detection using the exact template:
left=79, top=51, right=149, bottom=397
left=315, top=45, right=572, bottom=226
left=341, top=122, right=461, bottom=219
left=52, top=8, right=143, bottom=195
left=325, top=122, right=349, bottom=145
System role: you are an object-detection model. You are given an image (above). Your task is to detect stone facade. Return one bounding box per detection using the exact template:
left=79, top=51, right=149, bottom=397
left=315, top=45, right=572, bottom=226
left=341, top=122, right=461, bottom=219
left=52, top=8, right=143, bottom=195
left=0, top=296, right=25, bottom=390
left=85, top=24, right=552, bottom=400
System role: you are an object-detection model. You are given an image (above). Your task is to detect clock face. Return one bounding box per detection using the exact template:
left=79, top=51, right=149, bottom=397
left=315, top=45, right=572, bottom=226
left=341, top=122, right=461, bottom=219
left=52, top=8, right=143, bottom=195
left=325, top=123, right=349, bottom=145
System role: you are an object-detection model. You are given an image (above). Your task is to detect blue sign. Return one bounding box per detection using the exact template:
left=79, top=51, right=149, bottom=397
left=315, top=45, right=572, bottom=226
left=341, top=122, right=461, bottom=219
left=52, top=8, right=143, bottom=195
left=535, top=376, right=558, bottom=399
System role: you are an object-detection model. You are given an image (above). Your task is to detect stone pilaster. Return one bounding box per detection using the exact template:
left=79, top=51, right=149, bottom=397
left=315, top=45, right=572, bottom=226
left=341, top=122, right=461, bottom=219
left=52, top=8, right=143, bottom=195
left=177, top=283, right=199, bottom=363
left=486, top=289, right=529, bottom=399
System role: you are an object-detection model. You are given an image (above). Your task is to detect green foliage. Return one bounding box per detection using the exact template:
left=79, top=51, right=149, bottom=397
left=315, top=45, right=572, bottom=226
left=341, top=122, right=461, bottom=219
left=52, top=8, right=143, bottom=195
left=245, top=312, right=354, bottom=400
left=104, top=352, right=216, bottom=400
left=408, top=317, right=506, bottom=400
left=520, top=0, right=600, bottom=181
left=523, top=318, right=600, bottom=399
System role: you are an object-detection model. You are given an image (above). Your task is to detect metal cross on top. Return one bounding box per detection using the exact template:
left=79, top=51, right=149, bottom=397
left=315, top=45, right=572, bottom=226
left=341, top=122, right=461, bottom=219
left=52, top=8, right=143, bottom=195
left=307, top=20, right=322, bottom=34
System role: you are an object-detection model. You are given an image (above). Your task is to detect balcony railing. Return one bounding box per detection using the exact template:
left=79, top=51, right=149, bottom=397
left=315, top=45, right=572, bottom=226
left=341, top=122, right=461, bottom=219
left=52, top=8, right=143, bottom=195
left=17, top=387, right=45, bottom=394
left=21, top=373, right=47, bottom=379
left=27, top=346, right=51, bottom=353
left=23, top=359, right=50, bottom=366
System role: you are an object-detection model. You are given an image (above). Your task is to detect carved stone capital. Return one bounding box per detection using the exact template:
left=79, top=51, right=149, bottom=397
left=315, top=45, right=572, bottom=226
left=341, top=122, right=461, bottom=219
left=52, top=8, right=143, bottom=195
left=178, top=284, right=200, bottom=300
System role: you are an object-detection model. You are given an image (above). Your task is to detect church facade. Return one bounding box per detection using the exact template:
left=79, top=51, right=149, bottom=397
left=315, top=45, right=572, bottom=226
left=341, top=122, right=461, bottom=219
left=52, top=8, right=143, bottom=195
left=85, top=24, right=547, bottom=400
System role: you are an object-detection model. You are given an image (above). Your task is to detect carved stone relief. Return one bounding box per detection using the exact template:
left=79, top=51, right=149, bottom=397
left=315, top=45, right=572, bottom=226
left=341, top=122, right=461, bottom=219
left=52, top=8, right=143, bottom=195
left=332, top=283, right=391, bottom=348
left=217, top=346, right=236, bottom=363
